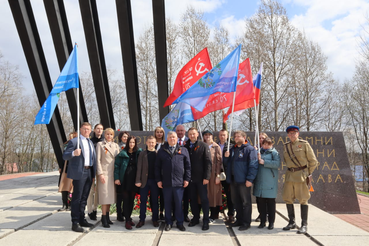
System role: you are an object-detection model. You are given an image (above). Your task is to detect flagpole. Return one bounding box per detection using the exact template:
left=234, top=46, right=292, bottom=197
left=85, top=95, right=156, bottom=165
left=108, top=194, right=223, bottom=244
left=227, top=90, right=237, bottom=151
left=197, top=120, right=203, bottom=141
left=254, top=99, right=260, bottom=153
left=77, top=87, right=80, bottom=149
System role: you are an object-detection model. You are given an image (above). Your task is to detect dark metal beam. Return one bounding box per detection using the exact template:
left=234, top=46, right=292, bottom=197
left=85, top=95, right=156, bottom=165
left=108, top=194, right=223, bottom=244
left=79, top=0, right=115, bottom=128
left=152, top=0, right=169, bottom=121
left=43, top=0, right=88, bottom=130
left=116, top=0, right=143, bottom=130
left=8, top=0, right=66, bottom=166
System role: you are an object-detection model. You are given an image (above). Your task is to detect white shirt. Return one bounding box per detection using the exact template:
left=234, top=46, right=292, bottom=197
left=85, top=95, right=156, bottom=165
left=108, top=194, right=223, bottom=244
left=80, top=135, right=92, bottom=166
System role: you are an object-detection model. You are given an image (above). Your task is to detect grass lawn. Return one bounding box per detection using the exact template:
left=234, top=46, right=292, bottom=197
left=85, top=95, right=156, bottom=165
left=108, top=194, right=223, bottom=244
left=357, top=190, right=369, bottom=196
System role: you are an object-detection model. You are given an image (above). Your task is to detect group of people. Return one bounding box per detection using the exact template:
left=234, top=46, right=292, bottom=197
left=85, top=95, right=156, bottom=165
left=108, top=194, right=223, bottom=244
left=60, top=122, right=317, bottom=235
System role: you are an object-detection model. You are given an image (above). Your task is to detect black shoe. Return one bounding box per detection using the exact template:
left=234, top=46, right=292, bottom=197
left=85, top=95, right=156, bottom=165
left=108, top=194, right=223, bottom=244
left=106, top=212, right=113, bottom=225
left=165, top=224, right=172, bottom=231
left=258, top=223, right=266, bottom=229
left=153, top=221, right=159, bottom=227
left=178, top=224, right=186, bottom=231
left=188, top=220, right=199, bottom=227
left=283, top=222, right=296, bottom=230
left=268, top=223, right=274, bottom=230
left=239, top=225, right=250, bottom=231
left=58, top=204, right=67, bottom=211
left=184, top=216, right=190, bottom=222
left=202, top=222, right=209, bottom=231
left=136, top=221, right=145, bottom=228
left=255, top=215, right=261, bottom=222
left=88, top=212, right=97, bottom=221
left=72, top=223, right=84, bottom=232
left=80, top=219, right=94, bottom=227
left=229, top=221, right=243, bottom=227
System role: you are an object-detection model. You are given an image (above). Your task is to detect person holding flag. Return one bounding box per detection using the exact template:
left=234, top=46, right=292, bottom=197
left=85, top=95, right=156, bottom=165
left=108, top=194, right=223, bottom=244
left=63, top=122, right=96, bottom=233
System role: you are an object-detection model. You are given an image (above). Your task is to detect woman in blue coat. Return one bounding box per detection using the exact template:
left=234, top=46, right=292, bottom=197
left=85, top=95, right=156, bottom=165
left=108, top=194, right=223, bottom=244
left=253, top=137, right=280, bottom=230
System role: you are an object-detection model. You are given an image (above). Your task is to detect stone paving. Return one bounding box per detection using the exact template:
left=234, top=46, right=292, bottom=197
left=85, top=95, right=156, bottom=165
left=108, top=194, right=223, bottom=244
left=1, top=171, right=369, bottom=246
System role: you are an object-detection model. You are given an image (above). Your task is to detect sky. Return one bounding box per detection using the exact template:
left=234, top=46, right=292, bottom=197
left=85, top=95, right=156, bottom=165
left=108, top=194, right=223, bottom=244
left=1, top=0, right=368, bottom=94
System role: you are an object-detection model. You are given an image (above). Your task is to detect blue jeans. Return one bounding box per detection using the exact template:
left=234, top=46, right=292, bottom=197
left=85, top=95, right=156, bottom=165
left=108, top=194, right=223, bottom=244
left=139, top=179, right=159, bottom=222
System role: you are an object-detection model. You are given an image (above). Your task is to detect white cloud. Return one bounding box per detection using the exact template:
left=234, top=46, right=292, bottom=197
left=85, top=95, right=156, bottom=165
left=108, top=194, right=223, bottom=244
left=219, top=15, right=246, bottom=44
left=289, top=0, right=369, bottom=82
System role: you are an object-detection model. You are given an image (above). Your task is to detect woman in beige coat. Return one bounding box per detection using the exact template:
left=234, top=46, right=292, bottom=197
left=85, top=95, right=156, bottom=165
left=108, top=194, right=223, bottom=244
left=96, top=128, right=120, bottom=228
left=203, top=130, right=223, bottom=222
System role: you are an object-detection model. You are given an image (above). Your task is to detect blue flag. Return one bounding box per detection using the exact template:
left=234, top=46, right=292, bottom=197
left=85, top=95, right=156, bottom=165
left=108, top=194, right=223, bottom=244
left=35, top=45, right=79, bottom=125
left=173, top=45, right=241, bottom=112
left=161, top=102, right=195, bottom=137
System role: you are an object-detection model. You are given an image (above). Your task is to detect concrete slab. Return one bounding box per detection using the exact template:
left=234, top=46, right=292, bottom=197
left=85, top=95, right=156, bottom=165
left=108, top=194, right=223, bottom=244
left=313, top=235, right=369, bottom=246
left=159, top=235, right=233, bottom=246
left=0, top=229, right=14, bottom=239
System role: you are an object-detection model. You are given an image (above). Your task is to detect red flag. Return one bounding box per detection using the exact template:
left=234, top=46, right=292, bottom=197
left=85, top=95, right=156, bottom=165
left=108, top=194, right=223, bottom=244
left=192, top=58, right=254, bottom=120
left=164, top=48, right=212, bottom=107
left=223, top=62, right=262, bottom=122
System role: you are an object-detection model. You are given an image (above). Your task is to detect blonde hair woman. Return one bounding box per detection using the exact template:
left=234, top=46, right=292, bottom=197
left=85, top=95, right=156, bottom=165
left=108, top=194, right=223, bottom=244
left=154, top=126, right=165, bottom=151
left=96, top=128, right=120, bottom=228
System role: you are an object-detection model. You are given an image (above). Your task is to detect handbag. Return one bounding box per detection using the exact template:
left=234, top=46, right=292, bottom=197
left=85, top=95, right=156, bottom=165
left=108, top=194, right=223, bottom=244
left=219, top=171, right=226, bottom=181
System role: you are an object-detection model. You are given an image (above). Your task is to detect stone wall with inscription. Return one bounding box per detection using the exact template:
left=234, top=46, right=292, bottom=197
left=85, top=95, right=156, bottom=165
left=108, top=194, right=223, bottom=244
left=110, top=131, right=360, bottom=214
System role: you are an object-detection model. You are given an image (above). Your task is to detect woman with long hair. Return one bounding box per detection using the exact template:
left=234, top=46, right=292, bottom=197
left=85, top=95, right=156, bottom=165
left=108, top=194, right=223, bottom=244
left=114, top=136, right=142, bottom=230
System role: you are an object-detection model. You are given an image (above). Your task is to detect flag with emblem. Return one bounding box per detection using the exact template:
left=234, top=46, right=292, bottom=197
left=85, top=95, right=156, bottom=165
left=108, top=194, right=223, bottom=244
left=164, top=48, right=212, bottom=107
left=35, top=44, right=79, bottom=124
left=172, top=45, right=241, bottom=112
left=161, top=102, right=195, bottom=136
left=191, top=58, right=253, bottom=120
left=223, top=62, right=263, bottom=122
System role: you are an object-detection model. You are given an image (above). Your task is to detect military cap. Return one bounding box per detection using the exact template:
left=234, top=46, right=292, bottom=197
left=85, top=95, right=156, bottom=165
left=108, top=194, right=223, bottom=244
left=202, top=130, right=213, bottom=136
left=286, top=125, right=299, bottom=133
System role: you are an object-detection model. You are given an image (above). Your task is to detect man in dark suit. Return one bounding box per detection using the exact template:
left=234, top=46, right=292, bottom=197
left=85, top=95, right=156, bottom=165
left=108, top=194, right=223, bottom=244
left=63, top=122, right=97, bottom=233
left=175, top=124, right=190, bottom=222
left=184, top=127, right=212, bottom=230
left=155, top=131, right=191, bottom=231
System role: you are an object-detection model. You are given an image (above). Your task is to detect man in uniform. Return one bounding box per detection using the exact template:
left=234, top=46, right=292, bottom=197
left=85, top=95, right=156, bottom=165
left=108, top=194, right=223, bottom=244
left=282, top=125, right=317, bottom=234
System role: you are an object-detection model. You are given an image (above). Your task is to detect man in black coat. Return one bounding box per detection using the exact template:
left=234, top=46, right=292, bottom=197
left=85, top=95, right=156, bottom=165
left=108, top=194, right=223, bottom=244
left=155, top=131, right=191, bottom=232
left=184, top=127, right=212, bottom=230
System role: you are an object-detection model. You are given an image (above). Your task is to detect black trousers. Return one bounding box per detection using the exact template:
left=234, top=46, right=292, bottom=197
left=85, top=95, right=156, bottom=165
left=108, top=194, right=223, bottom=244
left=116, top=193, right=124, bottom=216
left=256, top=197, right=276, bottom=224
left=189, top=181, right=209, bottom=223
left=71, top=168, right=92, bottom=224
left=122, top=190, right=135, bottom=221
left=183, top=186, right=189, bottom=217
left=222, top=180, right=234, bottom=216
left=230, top=182, right=251, bottom=226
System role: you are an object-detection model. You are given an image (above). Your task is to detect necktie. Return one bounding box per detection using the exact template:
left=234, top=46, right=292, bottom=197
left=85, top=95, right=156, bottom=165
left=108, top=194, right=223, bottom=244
left=87, top=139, right=93, bottom=166
left=179, top=139, right=182, bottom=146
left=169, top=146, right=175, bottom=153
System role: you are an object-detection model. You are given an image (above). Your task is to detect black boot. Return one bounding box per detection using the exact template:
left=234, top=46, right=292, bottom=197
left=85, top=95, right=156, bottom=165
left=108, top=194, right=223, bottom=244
left=59, top=191, right=68, bottom=211
left=283, top=204, right=296, bottom=230
left=101, top=215, right=110, bottom=228
left=297, top=205, right=308, bottom=234
left=106, top=212, right=113, bottom=225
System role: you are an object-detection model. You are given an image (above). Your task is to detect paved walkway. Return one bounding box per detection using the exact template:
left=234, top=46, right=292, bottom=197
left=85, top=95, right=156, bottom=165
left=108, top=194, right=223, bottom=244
left=1, top=171, right=369, bottom=246
left=334, top=194, right=369, bottom=232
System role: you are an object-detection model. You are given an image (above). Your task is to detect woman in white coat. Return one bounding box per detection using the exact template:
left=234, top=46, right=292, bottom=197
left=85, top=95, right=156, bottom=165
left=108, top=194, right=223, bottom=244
left=96, top=128, right=120, bottom=228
